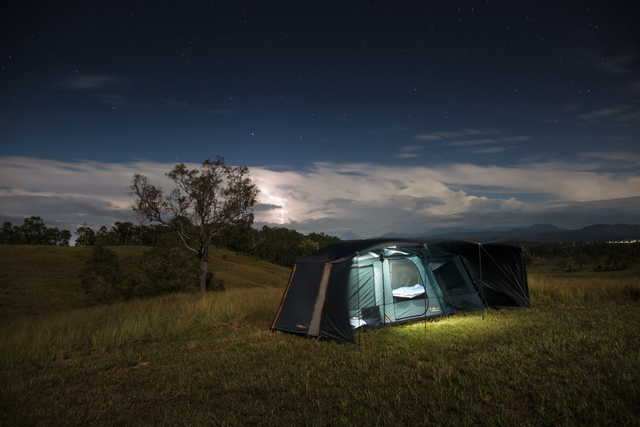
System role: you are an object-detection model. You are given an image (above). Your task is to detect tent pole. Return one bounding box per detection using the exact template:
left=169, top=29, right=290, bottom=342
left=356, top=252, right=361, bottom=346
left=520, top=246, right=529, bottom=309
left=424, top=243, right=447, bottom=319
left=381, top=253, right=386, bottom=328
left=423, top=245, right=428, bottom=332
left=479, top=243, right=484, bottom=320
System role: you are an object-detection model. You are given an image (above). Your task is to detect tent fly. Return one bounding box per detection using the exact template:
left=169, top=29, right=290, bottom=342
left=271, top=239, right=530, bottom=343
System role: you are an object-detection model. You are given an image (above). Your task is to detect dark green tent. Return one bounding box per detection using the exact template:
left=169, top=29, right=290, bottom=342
left=271, top=239, right=530, bottom=343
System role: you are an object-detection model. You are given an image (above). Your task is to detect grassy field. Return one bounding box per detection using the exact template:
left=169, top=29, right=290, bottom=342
left=1, top=246, right=639, bottom=426
left=0, top=245, right=290, bottom=322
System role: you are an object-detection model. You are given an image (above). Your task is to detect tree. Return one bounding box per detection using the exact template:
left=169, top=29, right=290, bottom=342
left=556, top=259, right=567, bottom=272
left=136, top=233, right=210, bottom=296
left=10, top=225, right=25, bottom=244
left=134, top=208, right=150, bottom=245
left=78, top=243, right=125, bottom=304
left=59, top=229, right=72, bottom=246
left=574, top=254, right=589, bottom=271
left=96, top=225, right=113, bottom=245
left=112, top=221, right=135, bottom=245
left=75, top=223, right=95, bottom=247
left=22, top=216, right=46, bottom=245
left=1, top=222, right=13, bottom=244
left=0, top=218, right=71, bottom=246
left=129, top=157, right=259, bottom=292
left=44, top=227, right=61, bottom=245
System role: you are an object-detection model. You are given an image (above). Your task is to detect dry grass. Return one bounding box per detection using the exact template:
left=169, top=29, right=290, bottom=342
left=528, top=274, right=640, bottom=305
left=0, top=287, right=284, bottom=369
left=1, top=288, right=638, bottom=426
left=1, top=248, right=639, bottom=426
left=0, top=246, right=91, bottom=320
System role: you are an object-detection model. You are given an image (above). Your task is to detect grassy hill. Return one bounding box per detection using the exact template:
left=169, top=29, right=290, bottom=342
left=1, top=245, right=639, bottom=425
left=0, top=245, right=291, bottom=322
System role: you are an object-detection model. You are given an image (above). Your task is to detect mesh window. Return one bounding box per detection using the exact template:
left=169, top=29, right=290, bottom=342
left=390, top=259, right=423, bottom=290
left=434, top=260, right=472, bottom=296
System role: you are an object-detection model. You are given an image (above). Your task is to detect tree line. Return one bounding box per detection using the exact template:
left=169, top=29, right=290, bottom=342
left=522, top=241, right=640, bottom=272
left=74, top=222, right=173, bottom=247
left=1, top=216, right=72, bottom=246
left=0, top=217, right=173, bottom=247
left=1, top=216, right=342, bottom=269
left=213, top=224, right=342, bottom=268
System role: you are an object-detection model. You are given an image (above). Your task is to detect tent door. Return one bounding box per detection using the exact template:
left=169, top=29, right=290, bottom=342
left=349, top=264, right=384, bottom=328
left=388, top=258, right=428, bottom=321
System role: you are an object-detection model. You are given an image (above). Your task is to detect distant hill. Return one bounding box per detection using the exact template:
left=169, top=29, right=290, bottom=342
left=419, top=223, right=640, bottom=243
left=373, top=224, right=565, bottom=240
left=528, top=223, right=563, bottom=233
left=365, top=223, right=639, bottom=243
left=517, top=224, right=640, bottom=243
left=341, top=231, right=364, bottom=240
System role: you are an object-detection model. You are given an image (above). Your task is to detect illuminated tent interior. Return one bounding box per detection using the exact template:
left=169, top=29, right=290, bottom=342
left=270, top=239, right=530, bottom=343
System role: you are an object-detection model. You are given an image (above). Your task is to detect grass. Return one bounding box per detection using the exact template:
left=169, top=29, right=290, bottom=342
left=528, top=275, right=640, bottom=306
left=0, top=245, right=290, bottom=322
left=0, top=288, right=284, bottom=369
left=0, top=246, right=91, bottom=320
left=1, top=246, right=639, bottom=426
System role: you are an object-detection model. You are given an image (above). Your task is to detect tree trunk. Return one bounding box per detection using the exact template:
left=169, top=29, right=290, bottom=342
left=199, top=256, right=207, bottom=292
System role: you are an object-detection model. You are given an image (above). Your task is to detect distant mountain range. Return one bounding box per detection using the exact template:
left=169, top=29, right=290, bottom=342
left=342, top=223, right=640, bottom=243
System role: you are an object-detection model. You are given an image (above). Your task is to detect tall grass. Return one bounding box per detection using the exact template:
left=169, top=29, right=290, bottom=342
left=2, top=274, right=639, bottom=371
left=0, top=287, right=283, bottom=369
left=528, top=274, right=640, bottom=305
left=2, top=275, right=639, bottom=425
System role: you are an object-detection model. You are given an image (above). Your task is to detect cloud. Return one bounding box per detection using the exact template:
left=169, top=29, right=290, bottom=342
left=203, top=109, right=236, bottom=115
left=253, top=203, right=282, bottom=212
left=369, top=125, right=407, bottom=136
left=249, top=158, right=640, bottom=235
left=59, top=74, right=127, bottom=91
left=413, top=128, right=492, bottom=141
left=412, top=129, right=530, bottom=154
left=471, top=146, right=510, bottom=154
left=577, top=47, right=638, bottom=76
left=577, top=104, right=640, bottom=127
left=393, top=146, right=422, bottom=159
left=0, top=155, right=638, bottom=238
left=570, top=42, right=640, bottom=128
left=58, top=73, right=130, bottom=105
left=0, top=157, right=172, bottom=231
left=579, top=151, right=640, bottom=170
left=442, top=136, right=530, bottom=147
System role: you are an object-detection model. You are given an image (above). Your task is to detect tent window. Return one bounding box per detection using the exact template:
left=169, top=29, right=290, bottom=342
left=390, top=259, right=426, bottom=302
left=390, top=259, right=423, bottom=290
left=433, top=260, right=474, bottom=296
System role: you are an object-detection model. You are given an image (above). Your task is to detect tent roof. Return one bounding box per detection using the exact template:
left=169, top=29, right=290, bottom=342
left=296, top=239, right=428, bottom=264
left=296, top=238, right=524, bottom=264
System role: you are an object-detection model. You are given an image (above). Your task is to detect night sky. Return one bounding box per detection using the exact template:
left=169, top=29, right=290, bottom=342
left=1, top=1, right=639, bottom=238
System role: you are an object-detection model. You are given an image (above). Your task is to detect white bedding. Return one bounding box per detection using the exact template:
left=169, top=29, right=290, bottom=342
left=392, top=284, right=426, bottom=298
left=350, top=318, right=367, bottom=328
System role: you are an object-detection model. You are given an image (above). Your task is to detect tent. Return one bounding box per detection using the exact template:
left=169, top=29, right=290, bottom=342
left=270, top=239, right=530, bottom=343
